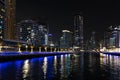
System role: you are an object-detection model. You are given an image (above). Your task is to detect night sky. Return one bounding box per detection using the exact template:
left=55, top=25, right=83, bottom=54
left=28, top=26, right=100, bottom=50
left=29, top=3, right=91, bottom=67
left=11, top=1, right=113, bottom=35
left=16, top=0, right=120, bottom=42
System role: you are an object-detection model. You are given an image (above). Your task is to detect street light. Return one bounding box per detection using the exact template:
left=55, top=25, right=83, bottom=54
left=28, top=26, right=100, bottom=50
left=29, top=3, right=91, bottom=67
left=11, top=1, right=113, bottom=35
left=39, top=46, right=41, bottom=52
left=30, top=45, right=34, bottom=53
left=18, top=43, right=22, bottom=53
left=50, top=47, right=52, bottom=52
left=44, top=46, right=47, bottom=52
left=25, top=45, right=28, bottom=52
left=0, top=43, right=2, bottom=52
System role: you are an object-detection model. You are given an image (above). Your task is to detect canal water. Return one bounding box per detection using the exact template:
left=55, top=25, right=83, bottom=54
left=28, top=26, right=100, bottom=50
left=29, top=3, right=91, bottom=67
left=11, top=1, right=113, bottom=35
left=0, top=52, right=120, bottom=80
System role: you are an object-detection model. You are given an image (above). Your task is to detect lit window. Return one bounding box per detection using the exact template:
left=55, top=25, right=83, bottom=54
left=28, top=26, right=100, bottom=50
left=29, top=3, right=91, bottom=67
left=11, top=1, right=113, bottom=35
left=28, top=31, right=31, bottom=33
left=0, top=15, right=3, bottom=18
left=31, top=30, right=34, bottom=32
left=20, top=37, right=23, bottom=39
left=0, top=36, right=2, bottom=39
left=1, top=8, right=5, bottom=12
left=0, top=26, right=2, bottom=29
left=27, top=27, right=31, bottom=30
left=0, top=21, right=3, bottom=23
left=20, top=28, right=22, bottom=32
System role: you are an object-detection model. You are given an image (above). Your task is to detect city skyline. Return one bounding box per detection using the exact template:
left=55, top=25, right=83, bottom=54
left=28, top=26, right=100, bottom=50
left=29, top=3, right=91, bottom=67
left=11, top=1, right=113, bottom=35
left=16, top=0, right=120, bottom=41
left=16, top=0, right=83, bottom=41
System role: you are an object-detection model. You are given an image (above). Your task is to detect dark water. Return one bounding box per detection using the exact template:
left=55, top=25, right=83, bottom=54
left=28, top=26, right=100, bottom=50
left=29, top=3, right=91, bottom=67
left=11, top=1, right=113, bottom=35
left=0, top=53, right=120, bottom=80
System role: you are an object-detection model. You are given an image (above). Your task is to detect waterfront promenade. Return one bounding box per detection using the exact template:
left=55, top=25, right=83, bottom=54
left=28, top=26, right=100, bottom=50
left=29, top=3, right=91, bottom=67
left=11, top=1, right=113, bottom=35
left=1, top=49, right=120, bottom=62
left=0, top=52, right=72, bottom=62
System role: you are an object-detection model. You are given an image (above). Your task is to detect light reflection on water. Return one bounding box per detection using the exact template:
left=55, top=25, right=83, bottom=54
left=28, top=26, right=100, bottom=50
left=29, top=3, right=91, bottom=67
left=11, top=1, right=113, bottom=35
left=54, top=56, right=57, bottom=75
left=0, top=53, right=120, bottom=80
left=22, top=59, right=30, bottom=79
left=99, top=53, right=120, bottom=80
left=43, top=57, right=47, bottom=79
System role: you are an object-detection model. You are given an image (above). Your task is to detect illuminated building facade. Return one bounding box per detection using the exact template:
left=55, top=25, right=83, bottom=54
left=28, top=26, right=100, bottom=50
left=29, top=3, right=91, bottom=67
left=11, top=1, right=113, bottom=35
left=38, top=25, right=48, bottom=46
left=60, top=30, right=73, bottom=49
left=17, top=19, right=38, bottom=46
left=0, top=0, right=5, bottom=39
left=48, top=34, right=54, bottom=47
left=17, top=19, right=49, bottom=46
left=4, top=0, right=16, bottom=40
left=74, top=15, right=83, bottom=49
left=104, top=26, right=120, bottom=48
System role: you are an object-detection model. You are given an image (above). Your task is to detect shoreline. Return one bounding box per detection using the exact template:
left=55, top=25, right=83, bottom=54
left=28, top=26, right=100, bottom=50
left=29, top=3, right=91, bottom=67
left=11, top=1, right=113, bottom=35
left=1, top=51, right=120, bottom=62
left=102, top=52, right=120, bottom=56
left=0, top=52, right=72, bottom=62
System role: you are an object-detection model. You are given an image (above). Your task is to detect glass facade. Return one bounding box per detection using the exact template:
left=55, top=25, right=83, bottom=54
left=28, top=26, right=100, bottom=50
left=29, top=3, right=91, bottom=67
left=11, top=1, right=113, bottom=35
left=17, top=19, right=38, bottom=46
left=38, top=25, right=48, bottom=46
left=17, top=19, right=49, bottom=46
left=60, top=30, right=73, bottom=49
left=74, top=15, right=83, bottom=49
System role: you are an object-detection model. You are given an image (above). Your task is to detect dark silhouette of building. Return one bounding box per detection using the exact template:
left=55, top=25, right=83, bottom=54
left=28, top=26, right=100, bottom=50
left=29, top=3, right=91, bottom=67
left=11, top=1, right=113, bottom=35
left=74, top=15, right=83, bottom=49
left=89, top=31, right=96, bottom=49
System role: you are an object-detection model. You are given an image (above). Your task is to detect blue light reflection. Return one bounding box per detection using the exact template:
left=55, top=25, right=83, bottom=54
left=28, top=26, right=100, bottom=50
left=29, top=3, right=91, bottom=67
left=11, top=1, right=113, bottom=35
left=0, top=54, right=73, bottom=80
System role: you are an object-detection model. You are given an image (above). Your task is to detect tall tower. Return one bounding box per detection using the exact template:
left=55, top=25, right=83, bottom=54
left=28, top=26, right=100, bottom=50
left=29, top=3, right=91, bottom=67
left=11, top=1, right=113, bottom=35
left=74, top=15, right=83, bottom=49
left=90, top=31, right=96, bottom=49
left=4, top=0, right=16, bottom=40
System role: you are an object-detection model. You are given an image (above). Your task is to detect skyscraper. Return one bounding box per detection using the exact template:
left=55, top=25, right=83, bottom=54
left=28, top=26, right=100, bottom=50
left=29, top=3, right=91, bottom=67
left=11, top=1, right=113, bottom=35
left=89, top=31, right=96, bottom=49
left=16, top=19, right=38, bottom=46
left=17, top=19, right=49, bottom=46
left=4, top=0, right=16, bottom=40
left=74, top=15, right=83, bottom=49
left=60, top=30, right=73, bottom=49
left=48, top=34, right=54, bottom=47
left=38, top=24, right=48, bottom=46
left=0, top=0, right=5, bottom=39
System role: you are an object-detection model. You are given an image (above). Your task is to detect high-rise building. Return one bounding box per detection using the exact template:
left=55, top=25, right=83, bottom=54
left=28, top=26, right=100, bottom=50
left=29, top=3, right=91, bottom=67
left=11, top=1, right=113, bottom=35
left=17, top=19, right=49, bottom=46
left=48, top=34, right=54, bottom=47
left=4, top=0, right=16, bottom=40
left=74, top=15, right=83, bottom=49
left=16, top=19, right=38, bottom=46
left=0, top=0, right=5, bottom=39
left=60, top=30, right=73, bottom=49
left=104, top=25, right=120, bottom=48
left=38, top=24, right=48, bottom=46
left=89, top=31, right=96, bottom=49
